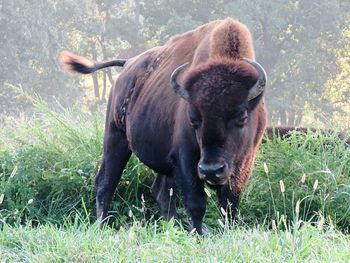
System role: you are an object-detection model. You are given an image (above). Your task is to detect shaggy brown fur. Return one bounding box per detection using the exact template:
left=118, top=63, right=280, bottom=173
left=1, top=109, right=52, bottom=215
left=184, top=59, right=259, bottom=105
left=62, top=18, right=267, bottom=234
left=210, top=19, right=255, bottom=59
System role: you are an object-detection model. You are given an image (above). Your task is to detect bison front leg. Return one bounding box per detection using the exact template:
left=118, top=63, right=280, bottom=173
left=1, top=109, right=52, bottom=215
left=173, top=151, right=206, bottom=235
left=95, top=125, right=131, bottom=223
left=151, top=173, right=178, bottom=220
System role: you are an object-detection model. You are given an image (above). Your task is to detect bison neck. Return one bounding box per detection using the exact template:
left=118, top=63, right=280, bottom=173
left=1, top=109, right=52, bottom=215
left=125, top=88, right=198, bottom=175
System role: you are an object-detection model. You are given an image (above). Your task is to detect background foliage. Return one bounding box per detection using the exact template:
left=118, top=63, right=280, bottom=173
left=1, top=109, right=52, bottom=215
left=1, top=0, right=349, bottom=126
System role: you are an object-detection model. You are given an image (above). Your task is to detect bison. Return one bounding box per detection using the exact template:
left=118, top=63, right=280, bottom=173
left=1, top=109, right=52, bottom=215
left=61, top=18, right=267, bottom=234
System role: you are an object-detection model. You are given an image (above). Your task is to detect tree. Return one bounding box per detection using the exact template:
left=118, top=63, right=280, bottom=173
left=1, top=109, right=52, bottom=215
left=0, top=1, right=82, bottom=115
left=1, top=0, right=349, bottom=127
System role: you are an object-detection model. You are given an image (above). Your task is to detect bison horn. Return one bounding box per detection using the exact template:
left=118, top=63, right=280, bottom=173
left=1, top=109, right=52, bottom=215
left=244, top=58, right=267, bottom=101
left=170, top=63, right=190, bottom=100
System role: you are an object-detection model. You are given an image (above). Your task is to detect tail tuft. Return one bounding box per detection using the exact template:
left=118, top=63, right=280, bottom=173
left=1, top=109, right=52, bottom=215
left=60, top=51, right=96, bottom=74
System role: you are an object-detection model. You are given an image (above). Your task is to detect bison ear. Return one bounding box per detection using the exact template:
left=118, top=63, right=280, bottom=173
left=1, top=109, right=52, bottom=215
left=243, top=58, right=267, bottom=101
left=170, top=63, right=190, bottom=100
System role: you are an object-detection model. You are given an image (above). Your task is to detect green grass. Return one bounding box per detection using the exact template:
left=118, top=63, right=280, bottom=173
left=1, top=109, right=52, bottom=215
left=1, top=219, right=349, bottom=262
left=1, top=97, right=350, bottom=261
left=1, top=98, right=350, bottom=231
left=240, top=129, right=350, bottom=231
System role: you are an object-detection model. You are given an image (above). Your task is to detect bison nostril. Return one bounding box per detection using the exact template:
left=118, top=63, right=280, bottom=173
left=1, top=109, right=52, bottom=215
left=215, top=164, right=225, bottom=175
left=198, top=164, right=206, bottom=176
left=198, top=162, right=226, bottom=176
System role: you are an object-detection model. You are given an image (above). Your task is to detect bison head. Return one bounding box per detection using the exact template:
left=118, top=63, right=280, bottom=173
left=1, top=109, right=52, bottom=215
left=171, top=58, right=266, bottom=185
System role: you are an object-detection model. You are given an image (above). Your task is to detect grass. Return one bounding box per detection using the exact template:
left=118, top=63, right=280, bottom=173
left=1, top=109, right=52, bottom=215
left=240, top=129, right=350, bottom=231
left=1, top=98, right=350, bottom=231
left=1, top=97, right=350, bottom=261
left=0, top=219, right=349, bottom=262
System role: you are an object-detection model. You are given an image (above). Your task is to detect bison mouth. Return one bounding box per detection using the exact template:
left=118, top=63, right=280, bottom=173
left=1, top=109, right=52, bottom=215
left=197, top=159, right=235, bottom=186
left=205, top=179, right=228, bottom=186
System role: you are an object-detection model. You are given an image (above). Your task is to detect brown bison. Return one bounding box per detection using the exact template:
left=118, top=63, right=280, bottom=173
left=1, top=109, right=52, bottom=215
left=61, top=18, right=267, bottom=234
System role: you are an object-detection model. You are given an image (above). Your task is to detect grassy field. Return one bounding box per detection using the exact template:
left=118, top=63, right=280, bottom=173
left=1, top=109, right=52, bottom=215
left=1, top=98, right=350, bottom=262
left=1, top=220, right=350, bottom=262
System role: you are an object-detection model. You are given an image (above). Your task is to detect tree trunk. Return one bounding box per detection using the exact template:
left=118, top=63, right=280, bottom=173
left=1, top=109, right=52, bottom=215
left=288, top=110, right=296, bottom=126
left=101, top=70, right=107, bottom=102
left=295, top=110, right=303, bottom=126
left=280, top=109, right=287, bottom=125
left=92, top=51, right=100, bottom=100
left=106, top=68, right=113, bottom=85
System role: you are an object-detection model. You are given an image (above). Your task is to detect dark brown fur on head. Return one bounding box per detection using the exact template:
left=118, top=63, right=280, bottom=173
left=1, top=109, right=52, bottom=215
left=177, top=58, right=263, bottom=186
left=183, top=58, right=259, bottom=107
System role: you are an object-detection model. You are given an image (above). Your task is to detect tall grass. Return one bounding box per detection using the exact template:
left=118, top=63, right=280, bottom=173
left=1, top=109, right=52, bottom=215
left=0, top=97, right=349, bottom=232
left=1, top=218, right=349, bottom=262
left=0, top=98, right=101, bottom=224
left=241, top=130, right=350, bottom=232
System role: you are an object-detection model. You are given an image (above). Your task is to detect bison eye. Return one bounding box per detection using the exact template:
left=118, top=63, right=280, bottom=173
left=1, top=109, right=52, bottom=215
left=188, top=108, right=202, bottom=129
left=235, top=110, right=248, bottom=128
left=235, top=116, right=248, bottom=127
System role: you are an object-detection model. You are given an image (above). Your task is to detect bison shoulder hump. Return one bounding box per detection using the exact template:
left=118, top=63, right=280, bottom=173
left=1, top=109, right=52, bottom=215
left=209, top=18, right=255, bottom=60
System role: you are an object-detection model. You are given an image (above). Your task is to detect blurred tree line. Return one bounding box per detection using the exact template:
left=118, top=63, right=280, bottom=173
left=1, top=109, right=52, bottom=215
left=1, top=0, right=349, bottom=127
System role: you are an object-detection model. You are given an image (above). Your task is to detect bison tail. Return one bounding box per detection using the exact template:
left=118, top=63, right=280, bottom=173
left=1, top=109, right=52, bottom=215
left=59, top=51, right=126, bottom=74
